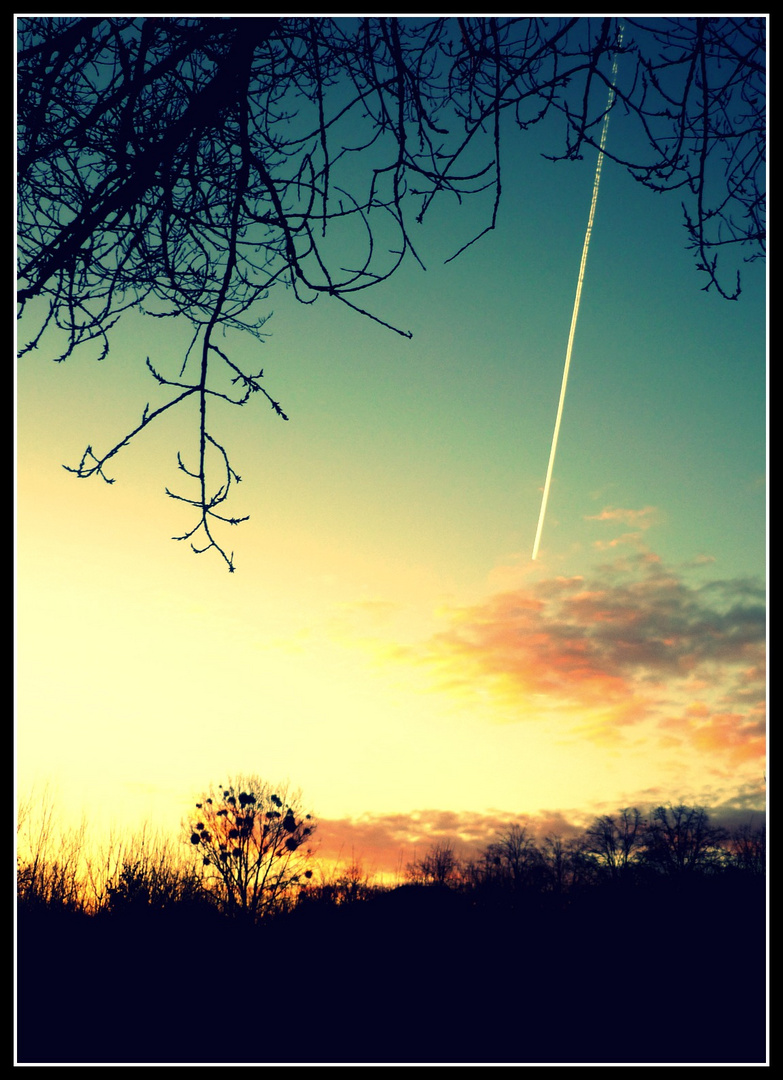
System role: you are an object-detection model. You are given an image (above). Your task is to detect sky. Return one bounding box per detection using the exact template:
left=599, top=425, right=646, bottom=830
left=16, top=24, right=767, bottom=879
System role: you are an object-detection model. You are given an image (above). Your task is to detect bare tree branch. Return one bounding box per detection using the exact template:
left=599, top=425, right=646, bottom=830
left=17, top=17, right=765, bottom=568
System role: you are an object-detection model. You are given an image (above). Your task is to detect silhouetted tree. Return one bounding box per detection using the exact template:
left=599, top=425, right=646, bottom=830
left=640, top=803, right=728, bottom=877
left=407, top=840, right=461, bottom=887
left=306, top=856, right=376, bottom=907
left=482, top=823, right=543, bottom=893
left=540, top=833, right=593, bottom=897
left=186, top=775, right=316, bottom=918
left=17, top=17, right=765, bottom=568
left=729, top=819, right=766, bottom=877
left=333, top=856, right=375, bottom=904
left=584, top=807, right=644, bottom=881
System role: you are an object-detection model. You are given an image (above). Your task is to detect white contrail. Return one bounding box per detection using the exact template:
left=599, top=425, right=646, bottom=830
left=531, top=32, right=623, bottom=561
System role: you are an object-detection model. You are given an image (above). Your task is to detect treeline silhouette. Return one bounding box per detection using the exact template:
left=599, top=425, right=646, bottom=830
left=17, top=796, right=766, bottom=1064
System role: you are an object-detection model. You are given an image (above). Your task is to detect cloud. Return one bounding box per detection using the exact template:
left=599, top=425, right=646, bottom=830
left=584, top=505, right=661, bottom=528
left=314, top=807, right=593, bottom=878
left=401, top=551, right=765, bottom=762
left=583, top=505, right=665, bottom=551
left=314, top=792, right=766, bottom=879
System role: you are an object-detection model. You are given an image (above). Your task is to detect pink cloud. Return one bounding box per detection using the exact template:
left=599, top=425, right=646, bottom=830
left=403, top=551, right=765, bottom=761
left=313, top=808, right=591, bottom=880
left=312, top=790, right=767, bottom=880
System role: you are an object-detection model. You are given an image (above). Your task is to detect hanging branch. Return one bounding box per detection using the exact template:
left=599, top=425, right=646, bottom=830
left=18, top=17, right=765, bottom=568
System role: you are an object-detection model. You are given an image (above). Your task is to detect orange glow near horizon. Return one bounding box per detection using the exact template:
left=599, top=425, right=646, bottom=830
left=16, top=488, right=766, bottom=879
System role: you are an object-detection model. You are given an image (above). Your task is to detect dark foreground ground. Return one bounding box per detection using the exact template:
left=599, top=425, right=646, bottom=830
left=17, top=878, right=766, bottom=1065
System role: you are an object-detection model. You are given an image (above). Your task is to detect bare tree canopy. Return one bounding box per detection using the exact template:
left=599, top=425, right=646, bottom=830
left=17, top=16, right=766, bottom=569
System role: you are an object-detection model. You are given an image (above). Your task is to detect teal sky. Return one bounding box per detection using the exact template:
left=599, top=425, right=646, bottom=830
left=17, top=44, right=766, bottom=874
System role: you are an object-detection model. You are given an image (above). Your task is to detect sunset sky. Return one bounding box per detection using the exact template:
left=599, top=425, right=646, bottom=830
left=16, top=50, right=766, bottom=878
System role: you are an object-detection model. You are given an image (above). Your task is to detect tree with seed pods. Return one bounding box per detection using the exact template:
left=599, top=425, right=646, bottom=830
left=187, top=776, right=316, bottom=919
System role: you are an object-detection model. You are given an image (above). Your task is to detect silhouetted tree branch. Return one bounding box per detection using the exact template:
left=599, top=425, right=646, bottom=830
left=17, top=17, right=765, bottom=568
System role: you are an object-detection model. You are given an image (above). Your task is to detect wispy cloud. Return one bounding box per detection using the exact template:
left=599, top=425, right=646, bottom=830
left=584, top=505, right=665, bottom=550
left=584, top=505, right=661, bottom=528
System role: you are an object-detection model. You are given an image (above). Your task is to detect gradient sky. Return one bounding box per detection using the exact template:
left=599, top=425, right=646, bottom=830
left=16, top=44, right=766, bottom=878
